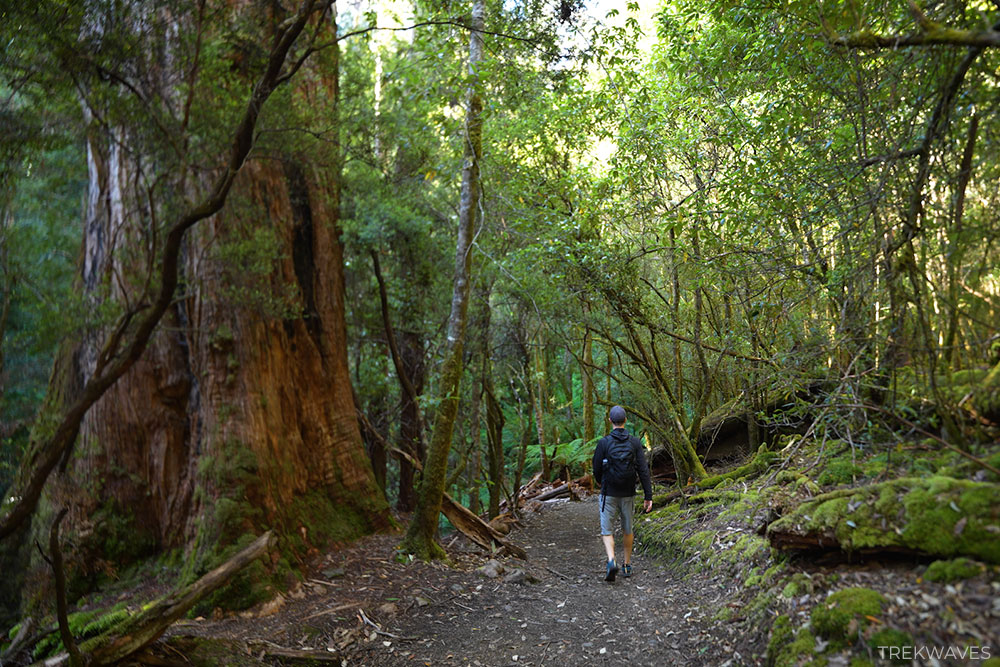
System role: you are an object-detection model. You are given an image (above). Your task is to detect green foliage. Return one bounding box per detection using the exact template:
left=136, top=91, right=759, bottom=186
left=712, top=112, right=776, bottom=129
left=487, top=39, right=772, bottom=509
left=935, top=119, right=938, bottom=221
left=212, top=225, right=302, bottom=319
left=31, top=603, right=131, bottom=660
left=522, top=437, right=593, bottom=476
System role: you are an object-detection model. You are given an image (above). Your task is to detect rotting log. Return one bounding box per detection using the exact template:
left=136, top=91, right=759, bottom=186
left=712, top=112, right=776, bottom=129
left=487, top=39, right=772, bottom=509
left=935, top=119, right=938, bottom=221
left=440, top=494, right=527, bottom=560
left=81, top=531, right=275, bottom=665
left=766, top=477, right=1000, bottom=563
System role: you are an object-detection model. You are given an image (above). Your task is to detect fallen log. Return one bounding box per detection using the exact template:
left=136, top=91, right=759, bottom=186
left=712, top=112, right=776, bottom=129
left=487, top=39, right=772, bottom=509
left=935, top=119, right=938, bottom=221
left=87, top=531, right=274, bottom=664
left=374, top=429, right=527, bottom=560
left=651, top=446, right=780, bottom=508
left=441, top=494, right=527, bottom=560
left=247, top=640, right=341, bottom=663
left=532, top=483, right=570, bottom=502
left=767, top=476, right=1000, bottom=563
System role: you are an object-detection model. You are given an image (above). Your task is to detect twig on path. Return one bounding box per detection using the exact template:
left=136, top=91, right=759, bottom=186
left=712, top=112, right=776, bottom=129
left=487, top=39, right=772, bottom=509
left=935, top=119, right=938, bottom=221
left=545, top=566, right=570, bottom=580
left=357, top=609, right=415, bottom=641
left=302, top=602, right=360, bottom=621
left=309, top=578, right=338, bottom=587
left=454, top=601, right=475, bottom=612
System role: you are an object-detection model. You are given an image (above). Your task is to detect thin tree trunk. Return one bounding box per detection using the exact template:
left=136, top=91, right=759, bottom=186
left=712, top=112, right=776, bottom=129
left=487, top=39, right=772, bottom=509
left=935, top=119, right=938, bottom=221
left=468, top=364, right=483, bottom=516
left=944, top=115, right=978, bottom=370
left=400, top=0, right=485, bottom=560
left=398, top=329, right=426, bottom=511
left=484, top=374, right=504, bottom=520
left=581, top=326, right=594, bottom=444
left=532, top=337, right=551, bottom=479
left=371, top=249, right=427, bottom=510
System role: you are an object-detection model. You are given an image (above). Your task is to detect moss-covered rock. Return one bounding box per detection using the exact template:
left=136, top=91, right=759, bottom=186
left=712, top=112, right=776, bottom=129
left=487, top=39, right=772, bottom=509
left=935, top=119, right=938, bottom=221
left=924, top=557, right=984, bottom=583
left=767, top=476, right=1000, bottom=563
left=810, top=587, right=886, bottom=642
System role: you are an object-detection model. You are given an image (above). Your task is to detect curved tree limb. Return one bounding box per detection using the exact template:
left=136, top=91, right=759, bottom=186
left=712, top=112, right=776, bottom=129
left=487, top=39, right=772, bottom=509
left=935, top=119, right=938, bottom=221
left=832, top=27, right=1000, bottom=49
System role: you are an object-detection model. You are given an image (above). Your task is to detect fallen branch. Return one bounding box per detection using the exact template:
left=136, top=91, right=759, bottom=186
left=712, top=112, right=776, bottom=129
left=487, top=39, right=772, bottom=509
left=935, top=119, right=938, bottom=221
left=86, top=531, right=274, bottom=664
left=247, top=639, right=341, bottom=663
left=357, top=609, right=413, bottom=640
left=357, top=409, right=527, bottom=559
left=531, top=483, right=571, bottom=502
left=301, top=602, right=361, bottom=621
left=0, top=616, right=39, bottom=664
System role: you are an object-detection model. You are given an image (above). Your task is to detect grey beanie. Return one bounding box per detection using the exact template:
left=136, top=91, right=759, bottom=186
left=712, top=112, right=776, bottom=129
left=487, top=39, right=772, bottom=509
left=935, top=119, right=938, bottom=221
left=609, top=405, right=626, bottom=424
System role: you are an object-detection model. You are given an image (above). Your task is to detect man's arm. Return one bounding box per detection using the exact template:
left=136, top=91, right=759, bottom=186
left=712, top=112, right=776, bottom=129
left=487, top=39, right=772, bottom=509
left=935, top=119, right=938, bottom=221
left=634, top=439, right=653, bottom=502
left=592, top=439, right=605, bottom=486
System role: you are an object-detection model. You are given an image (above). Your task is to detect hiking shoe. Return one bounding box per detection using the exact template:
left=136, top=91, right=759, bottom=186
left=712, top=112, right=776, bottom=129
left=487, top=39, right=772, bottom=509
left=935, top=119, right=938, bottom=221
left=605, top=559, right=618, bottom=582
left=622, top=563, right=632, bottom=578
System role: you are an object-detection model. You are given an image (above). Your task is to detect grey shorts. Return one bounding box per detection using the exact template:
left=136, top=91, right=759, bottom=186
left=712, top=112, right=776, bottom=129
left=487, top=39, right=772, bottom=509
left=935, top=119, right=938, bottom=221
left=599, top=495, right=634, bottom=536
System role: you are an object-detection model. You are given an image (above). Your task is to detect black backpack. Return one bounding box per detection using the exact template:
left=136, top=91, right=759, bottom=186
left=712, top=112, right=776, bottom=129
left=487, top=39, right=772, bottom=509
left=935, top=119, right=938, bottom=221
left=601, top=437, right=636, bottom=510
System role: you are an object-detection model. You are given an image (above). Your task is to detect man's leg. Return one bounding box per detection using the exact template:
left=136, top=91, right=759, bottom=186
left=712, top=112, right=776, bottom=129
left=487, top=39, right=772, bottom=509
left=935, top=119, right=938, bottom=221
left=599, top=497, right=620, bottom=581
left=620, top=497, right=635, bottom=567
left=602, top=534, right=616, bottom=562
left=599, top=499, right=617, bottom=562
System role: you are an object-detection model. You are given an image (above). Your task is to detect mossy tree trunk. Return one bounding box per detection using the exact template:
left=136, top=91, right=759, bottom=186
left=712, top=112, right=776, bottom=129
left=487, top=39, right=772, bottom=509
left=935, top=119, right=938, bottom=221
left=532, top=336, right=551, bottom=479
left=581, top=324, right=595, bottom=445
left=20, top=2, right=390, bottom=607
left=400, top=0, right=485, bottom=560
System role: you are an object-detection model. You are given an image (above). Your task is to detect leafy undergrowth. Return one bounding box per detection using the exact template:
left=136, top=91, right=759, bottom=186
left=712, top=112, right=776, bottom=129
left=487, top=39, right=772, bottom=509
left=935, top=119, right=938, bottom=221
left=636, top=426, right=1000, bottom=666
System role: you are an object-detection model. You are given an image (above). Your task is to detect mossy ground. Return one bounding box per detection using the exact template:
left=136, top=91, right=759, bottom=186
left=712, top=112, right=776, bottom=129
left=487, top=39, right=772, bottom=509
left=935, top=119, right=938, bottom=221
left=642, top=394, right=1000, bottom=666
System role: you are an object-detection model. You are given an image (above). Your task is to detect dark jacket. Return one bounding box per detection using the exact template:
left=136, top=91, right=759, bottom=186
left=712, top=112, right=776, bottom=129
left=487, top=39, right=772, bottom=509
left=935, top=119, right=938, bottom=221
left=592, top=428, right=653, bottom=500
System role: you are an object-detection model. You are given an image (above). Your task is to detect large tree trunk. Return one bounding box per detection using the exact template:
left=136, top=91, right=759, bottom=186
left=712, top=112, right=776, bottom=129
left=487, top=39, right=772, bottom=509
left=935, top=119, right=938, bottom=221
left=399, top=0, right=485, bottom=560
left=21, top=3, right=389, bottom=608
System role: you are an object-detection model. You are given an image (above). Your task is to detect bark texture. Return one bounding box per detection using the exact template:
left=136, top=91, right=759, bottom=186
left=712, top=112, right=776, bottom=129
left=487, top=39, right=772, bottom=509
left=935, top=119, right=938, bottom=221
left=18, top=2, right=389, bottom=608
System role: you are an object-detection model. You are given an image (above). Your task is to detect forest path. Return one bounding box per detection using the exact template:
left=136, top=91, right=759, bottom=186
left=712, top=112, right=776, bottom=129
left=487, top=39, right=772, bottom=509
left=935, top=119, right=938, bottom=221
left=350, top=496, right=751, bottom=666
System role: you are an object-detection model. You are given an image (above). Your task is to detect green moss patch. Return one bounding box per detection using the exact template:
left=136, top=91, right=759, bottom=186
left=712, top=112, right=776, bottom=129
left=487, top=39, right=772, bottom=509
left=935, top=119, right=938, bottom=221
left=810, top=587, right=886, bottom=642
left=924, top=557, right=984, bottom=583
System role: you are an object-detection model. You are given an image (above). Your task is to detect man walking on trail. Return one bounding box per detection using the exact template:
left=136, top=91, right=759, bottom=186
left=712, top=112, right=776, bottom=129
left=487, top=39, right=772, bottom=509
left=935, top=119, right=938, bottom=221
left=592, top=405, right=653, bottom=582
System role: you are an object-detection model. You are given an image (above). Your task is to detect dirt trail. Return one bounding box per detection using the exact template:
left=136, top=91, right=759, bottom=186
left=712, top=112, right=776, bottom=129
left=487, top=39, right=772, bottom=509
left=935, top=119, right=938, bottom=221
left=164, top=495, right=757, bottom=665
left=349, top=496, right=752, bottom=666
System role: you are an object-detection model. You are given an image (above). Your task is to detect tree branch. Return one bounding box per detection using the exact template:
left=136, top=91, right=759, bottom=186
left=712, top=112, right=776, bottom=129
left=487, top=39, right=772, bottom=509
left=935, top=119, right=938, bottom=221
left=832, top=14, right=1000, bottom=49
